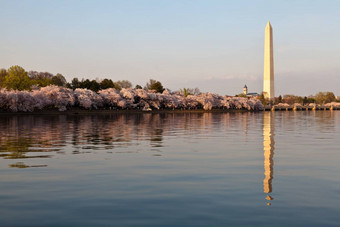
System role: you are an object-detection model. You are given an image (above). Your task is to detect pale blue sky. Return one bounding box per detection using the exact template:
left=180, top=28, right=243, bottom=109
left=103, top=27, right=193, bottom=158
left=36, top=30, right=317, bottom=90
left=0, top=0, right=339, bottom=96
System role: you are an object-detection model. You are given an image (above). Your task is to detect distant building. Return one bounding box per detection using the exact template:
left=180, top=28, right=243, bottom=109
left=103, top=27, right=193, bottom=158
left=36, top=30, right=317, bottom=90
left=243, top=84, right=260, bottom=97
left=243, top=85, right=248, bottom=95
left=247, top=92, right=260, bottom=97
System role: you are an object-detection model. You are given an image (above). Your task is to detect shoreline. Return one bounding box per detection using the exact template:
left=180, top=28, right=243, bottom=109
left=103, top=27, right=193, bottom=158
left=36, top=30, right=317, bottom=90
left=0, top=106, right=339, bottom=115
left=0, top=108, right=253, bottom=115
left=264, top=105, right=340, bottom=111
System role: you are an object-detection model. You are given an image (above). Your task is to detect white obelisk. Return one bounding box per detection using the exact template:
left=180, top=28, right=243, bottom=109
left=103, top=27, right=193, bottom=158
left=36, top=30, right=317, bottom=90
left=263, top=21, right=274, bottom=99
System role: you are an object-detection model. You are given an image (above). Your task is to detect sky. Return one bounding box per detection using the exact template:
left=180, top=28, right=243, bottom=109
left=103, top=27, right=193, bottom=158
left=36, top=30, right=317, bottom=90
left=0, top=0, right=339, bottom=96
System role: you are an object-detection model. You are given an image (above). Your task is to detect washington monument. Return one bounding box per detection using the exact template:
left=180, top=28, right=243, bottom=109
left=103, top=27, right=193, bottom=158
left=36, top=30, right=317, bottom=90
left=263, top=21, right=274, bottom=99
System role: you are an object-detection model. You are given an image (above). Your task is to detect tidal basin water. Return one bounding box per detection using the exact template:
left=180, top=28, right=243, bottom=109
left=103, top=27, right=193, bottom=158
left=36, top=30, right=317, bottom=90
left=0, top=112, right=340, bottom=226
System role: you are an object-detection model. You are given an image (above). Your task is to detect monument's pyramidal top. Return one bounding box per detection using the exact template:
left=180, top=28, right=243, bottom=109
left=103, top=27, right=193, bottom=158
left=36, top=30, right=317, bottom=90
left=266, top=21, right=272, bottom=28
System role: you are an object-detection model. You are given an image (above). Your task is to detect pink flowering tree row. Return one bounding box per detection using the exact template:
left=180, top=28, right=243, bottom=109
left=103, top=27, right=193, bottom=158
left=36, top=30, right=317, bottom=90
left=0, top=85, right=264, bottom=112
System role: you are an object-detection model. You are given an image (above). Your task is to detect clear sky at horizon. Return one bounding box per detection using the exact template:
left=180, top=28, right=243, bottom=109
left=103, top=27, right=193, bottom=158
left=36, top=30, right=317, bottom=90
left=0, top=0, right=339, bottom=96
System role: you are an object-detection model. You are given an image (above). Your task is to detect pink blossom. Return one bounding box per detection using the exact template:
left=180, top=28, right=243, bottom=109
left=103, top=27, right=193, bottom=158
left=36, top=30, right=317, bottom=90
left=0, top=86, right=264, bottom=112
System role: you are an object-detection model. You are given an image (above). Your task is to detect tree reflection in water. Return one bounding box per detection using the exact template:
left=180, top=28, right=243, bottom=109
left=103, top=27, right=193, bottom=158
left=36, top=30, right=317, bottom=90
left=0, top=113, right=231, bottom=168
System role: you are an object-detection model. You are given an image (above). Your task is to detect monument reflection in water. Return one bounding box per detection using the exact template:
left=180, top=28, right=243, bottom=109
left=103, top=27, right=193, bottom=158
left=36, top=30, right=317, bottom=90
left=263, top=111, right=274, bottom=205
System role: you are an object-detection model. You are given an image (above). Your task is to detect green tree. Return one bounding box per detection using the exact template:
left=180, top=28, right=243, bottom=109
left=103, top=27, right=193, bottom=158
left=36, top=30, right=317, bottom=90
left=145, top=79, right=157, bottom=90
left=115, top=80, right=132, bottom=90
left=80, top=79, right=91, bottom=89
left=71, top=78, right=80, bottom=89
left=76, top=79, right=101, bottom=91
left=150, top=81, right=164, bottom=93
left=306, top=97, right=315, bottom=103
left=28, top=71, right=54, bottom=87
left=295, top=96, right=304, bottom=104
left=324, top=92, right=335, bottom=103
left=51, top=73, right=67, bottom=86
left=145, top=79, right=164, bottom=93
left=180, top=87, right=200, bottom=97
left=4, top=66, right=32, bottom=90
left=0, top=68, right=7, bottom=88
left=89, top=80, right=100, bottom=92
left=236, top=93, right=247, bottom=98
left=180, top=88, right=193, bottom=97
left=283, top=94, right=296, bottom=105
left=303, top=96, right=308, bottom=105
left=100, top=79, right=115, bottom=89
left=314, top=92, right=336, bottom=104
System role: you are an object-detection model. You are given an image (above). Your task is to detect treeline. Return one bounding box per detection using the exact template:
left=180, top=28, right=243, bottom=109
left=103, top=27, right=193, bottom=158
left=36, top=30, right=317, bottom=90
left=66, top=78, right=165, bottom=93
left=67, top=78, right=129, bottom=92
left=0, top=65, right=166, bottom=93
left=1, top=65, right=338, bottom=106
left=0, top=66, right=67, bottom=90
left=0, top=85, right=264, bottom=112
left=259, top=92, right=339, bottom=105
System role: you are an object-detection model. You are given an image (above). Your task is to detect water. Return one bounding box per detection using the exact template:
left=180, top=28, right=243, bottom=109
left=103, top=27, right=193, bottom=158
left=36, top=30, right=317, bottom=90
left=0, top=111, right=339, bottom=226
